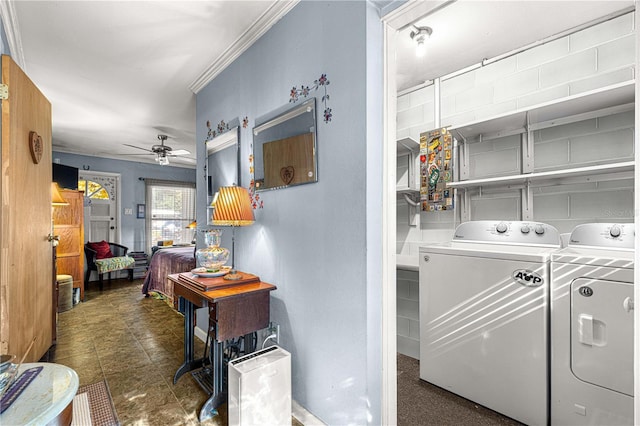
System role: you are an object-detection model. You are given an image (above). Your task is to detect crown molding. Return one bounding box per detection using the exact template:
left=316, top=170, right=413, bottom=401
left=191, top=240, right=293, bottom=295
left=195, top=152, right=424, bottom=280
left=0, top=0, right=25, bottom=69
left=189, top=0, right=299, bottom=94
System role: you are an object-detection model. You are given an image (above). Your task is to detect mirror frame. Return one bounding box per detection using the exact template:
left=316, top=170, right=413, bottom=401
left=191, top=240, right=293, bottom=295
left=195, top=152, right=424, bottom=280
left=205, top=123, right=240, bottom=224
left=252, top=97, right=318, bottom=192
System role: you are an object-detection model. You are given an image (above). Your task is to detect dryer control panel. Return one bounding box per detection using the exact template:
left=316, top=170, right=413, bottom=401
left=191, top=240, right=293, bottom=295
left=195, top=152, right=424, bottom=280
left=452, top=220, right=561, bottom=246
left=569, top=223, right=635, bottom=248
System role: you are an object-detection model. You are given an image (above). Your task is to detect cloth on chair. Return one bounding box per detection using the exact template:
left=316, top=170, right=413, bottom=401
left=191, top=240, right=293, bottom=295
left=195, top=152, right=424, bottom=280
left=94, top=256, right=135, bottom=274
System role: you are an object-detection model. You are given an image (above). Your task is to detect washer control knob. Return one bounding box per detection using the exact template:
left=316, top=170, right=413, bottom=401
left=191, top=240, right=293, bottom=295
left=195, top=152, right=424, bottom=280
left=496, top=222, right=508, bottom=234
left=610, top=225, right=621, bottom=238
left=534, top=225, right=545, bottom=235
left=520, top=225, right=530, bottom=234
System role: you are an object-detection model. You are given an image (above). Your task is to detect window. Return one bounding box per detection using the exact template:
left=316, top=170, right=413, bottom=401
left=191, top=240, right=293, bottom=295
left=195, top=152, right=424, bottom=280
left=78, top=179, right=109, bottom=199
left=144, top=179, right=195, bottom=253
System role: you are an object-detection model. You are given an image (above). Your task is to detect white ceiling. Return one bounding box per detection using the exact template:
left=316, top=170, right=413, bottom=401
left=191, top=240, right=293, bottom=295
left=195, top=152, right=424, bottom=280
left=395, top=0, right=635, bottom=92
left=3, top=0, right=635, bottom=168
left=3, top=0, right=296, bottom=167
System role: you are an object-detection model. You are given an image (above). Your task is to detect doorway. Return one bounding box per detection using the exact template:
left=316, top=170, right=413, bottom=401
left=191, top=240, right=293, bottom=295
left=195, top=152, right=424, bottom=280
left=381, top=2, right=640, bottom=424
left=79, top=171, right=122, bottom=244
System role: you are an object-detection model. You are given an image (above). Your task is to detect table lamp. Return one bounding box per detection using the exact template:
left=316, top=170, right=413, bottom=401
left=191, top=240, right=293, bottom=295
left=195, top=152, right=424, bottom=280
left=211, top=186, right=254, bottom=280
left=51, top=182, right=69, bottom=206
left=186, top=220, right=197, bottom=244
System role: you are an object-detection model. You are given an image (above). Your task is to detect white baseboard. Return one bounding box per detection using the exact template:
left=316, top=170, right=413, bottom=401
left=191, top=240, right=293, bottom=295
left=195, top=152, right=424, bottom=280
left=292, top=400, right=325, bottom=425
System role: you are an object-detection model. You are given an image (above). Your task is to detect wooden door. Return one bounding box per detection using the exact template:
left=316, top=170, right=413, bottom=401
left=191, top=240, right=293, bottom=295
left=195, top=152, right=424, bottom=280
left=53, top=190, right=85, bottom=301
left=79, top=172, right=119, bottom=243
left=0, top=55, right=53, bottom=362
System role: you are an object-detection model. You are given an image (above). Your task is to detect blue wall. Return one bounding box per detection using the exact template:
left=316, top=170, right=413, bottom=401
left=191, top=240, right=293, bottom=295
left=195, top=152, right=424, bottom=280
left=196, top=1, right=384, bottom=423
left=0, top=18, right=8, bottom=56
left=52, top=151, right=196, bottom=251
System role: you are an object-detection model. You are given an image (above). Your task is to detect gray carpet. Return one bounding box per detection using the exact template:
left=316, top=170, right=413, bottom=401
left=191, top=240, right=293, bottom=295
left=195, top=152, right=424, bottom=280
left=397, top=354, right=523, bottom=426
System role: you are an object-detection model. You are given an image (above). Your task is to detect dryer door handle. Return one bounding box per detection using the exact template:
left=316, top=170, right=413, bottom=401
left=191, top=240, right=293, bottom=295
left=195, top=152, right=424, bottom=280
left=578, top=314, right=593, bottom=346
left=623, top=297, right=634, bottom=313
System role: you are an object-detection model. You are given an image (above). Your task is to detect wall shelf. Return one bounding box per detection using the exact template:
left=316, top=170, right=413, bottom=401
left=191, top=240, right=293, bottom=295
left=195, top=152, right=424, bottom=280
left=447, top=161, right=635, bottom=189
left=397, top=136, right=419, bottom=155
left=446, top=80, right=635, bottom=223
left=396, top=137, right=420, bottom=194
left=450, top=80, right=634, bottom=142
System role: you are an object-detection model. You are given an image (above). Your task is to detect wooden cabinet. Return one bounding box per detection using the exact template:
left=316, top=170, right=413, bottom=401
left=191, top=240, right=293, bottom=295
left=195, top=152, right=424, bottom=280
left=53, top=190, right=85, bottom=301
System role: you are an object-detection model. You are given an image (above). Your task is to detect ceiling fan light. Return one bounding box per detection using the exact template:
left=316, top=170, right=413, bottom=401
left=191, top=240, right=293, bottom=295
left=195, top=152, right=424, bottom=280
left=158, top=155, right=169, bottom=166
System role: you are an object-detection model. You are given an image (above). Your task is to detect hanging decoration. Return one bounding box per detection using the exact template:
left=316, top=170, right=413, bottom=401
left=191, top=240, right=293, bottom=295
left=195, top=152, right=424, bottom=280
left=420, top=128, right=455, bottom=212
left=29, top=131, right=43, bottom=164
left=289, top=73, right=332, bottom=123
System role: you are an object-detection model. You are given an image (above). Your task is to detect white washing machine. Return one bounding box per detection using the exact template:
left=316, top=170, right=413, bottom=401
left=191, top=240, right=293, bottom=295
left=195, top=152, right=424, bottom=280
left=419, top=220, right=561, bottom=426
left=551, top=223, right=635, bottom=425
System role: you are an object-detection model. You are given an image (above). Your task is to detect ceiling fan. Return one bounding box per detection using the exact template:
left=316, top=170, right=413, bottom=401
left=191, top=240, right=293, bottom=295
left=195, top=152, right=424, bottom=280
left=123, top=135, right=193, bottom=165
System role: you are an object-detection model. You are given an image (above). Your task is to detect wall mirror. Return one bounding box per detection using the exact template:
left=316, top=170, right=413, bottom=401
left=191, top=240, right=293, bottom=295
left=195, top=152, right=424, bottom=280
left=206, top=123, right=240, bottom=224
left=253, top=97, right=317, bottom=191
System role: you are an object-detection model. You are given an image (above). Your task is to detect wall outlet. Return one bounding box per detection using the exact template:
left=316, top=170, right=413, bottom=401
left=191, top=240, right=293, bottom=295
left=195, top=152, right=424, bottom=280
left=268, top=322, right=280, bottom=344
left=124, top=208, right=133, bottom=215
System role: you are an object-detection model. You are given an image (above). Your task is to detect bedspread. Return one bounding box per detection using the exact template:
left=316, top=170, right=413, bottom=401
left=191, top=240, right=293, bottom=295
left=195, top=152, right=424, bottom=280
left=142, top=246, right=195, bottom=305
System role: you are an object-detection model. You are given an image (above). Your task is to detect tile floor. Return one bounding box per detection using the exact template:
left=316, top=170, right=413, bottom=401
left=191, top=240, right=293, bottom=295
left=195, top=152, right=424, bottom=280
left=49, top=278, right=518, bottom=426
left=48, top=278, right=238, bottom=425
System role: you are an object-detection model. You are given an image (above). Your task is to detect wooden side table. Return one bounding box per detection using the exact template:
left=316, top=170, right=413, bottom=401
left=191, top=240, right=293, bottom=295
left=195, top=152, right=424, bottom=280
left=0, top=362, right=79, bottom=426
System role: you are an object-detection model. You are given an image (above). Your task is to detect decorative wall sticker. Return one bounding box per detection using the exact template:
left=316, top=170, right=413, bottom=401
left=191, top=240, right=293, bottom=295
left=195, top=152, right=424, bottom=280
left=205, top=119, right=231, bottom=141
left=248, top=153, right=263, bottom=209
left=242, top=116, right=249, bottom=128
left=290, top=73, right=332, bottom=123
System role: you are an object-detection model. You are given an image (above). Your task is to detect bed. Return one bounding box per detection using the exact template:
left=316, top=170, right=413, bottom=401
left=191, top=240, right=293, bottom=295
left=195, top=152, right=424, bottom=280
left=142, top=246, right=196, bottom=306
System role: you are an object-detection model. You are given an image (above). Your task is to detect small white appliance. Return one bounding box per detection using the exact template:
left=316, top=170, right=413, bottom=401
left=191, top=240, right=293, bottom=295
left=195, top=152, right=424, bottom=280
left=419, top=220, right=561, bottom=425
left=227, top=345, right=291, bottom=426
left=551, top=223, right=635, bottom=425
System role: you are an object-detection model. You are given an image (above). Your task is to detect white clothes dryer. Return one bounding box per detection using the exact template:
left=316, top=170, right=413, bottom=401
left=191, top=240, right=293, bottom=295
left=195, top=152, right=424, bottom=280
left=551, top=223, right=635, bottom=426
left=419, top=220, right=561, bottom=426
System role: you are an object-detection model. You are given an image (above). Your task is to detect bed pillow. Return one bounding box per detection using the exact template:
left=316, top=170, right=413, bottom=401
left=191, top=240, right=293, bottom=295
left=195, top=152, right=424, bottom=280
left=88, top=240, right=113, bottom=259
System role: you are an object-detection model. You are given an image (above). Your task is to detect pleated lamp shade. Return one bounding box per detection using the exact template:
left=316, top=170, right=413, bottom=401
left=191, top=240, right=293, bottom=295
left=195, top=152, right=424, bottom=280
left=51, top=182, right=69, bottom=206
left=211, top=186, right=254, bottom=226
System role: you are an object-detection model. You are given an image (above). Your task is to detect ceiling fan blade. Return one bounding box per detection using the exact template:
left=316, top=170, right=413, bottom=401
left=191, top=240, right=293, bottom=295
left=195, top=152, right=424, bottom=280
left=123, top=144, right=153, bottom=153
left=173, top=157, right=197, bottom=164
left=168, top=149, right=190, bottom=156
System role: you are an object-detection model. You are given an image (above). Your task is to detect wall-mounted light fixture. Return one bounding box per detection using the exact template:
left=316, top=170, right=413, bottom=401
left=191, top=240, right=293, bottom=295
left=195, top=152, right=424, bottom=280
left=410, top=25, right=433, bottom=58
